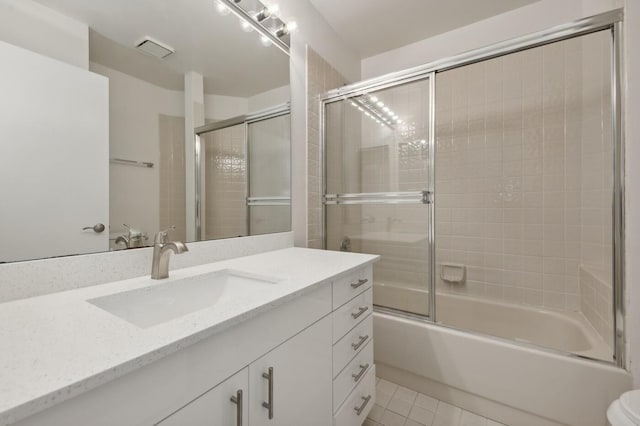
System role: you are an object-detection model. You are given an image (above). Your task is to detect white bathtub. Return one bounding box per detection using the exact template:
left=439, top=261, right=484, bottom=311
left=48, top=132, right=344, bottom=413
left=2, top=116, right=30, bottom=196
left=374, top=309, right=631, bottom=426
left=374, top=283, right=612, bottom=361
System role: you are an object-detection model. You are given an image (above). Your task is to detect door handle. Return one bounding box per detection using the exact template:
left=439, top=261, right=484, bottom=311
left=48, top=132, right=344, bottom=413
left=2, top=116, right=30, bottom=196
left=230, top=389, right=243, bottom=426
left=262, top=367, right=274, bottom=419
left=82, top=223, right=105, bottom=233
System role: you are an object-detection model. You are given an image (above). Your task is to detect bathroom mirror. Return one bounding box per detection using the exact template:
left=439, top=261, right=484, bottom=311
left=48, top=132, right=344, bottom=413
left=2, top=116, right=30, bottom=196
left=0, top=0, right=290, bottom=263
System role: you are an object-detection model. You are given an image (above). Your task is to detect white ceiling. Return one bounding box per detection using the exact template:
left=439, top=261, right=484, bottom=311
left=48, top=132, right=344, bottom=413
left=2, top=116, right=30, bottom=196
left=33, top=0, right=290, bottom=97
left=309, top=0, right=541, bottom=57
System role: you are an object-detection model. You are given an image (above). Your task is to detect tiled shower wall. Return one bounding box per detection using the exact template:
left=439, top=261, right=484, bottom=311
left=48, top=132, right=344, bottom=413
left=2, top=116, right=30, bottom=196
left=306, top=46, right=347, bottom=249
left=435, top=31, right=612, bottom=314
left=159, top=114, right=186, bottom=241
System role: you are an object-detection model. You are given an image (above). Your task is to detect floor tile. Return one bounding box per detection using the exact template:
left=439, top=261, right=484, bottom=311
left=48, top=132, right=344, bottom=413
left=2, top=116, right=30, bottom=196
left=370, top=377, right=509, bottom=426
left=415, top=393, right=438, bottom=412
left=369, top=403, right=385, bottom=422
left=408, top=405, right=435, bottom=426
left=377, top=389, right=394, bottom=408
left=377, top=378, right=399, bottom=395
left=379, top=409, right=406, bottom=426
left=394, top=385, right=418, bottom=403
left=387, top=397, right=413, bottom=417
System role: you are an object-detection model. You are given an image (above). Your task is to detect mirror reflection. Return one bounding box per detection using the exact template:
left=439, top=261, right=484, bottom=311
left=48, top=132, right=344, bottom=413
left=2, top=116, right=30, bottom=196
left=0, top=0, right=291, bottom=263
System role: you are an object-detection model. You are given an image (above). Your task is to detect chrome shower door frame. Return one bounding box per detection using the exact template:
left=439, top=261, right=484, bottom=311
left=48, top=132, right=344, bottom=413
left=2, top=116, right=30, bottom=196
left=319, top=9, right=625, bottom=367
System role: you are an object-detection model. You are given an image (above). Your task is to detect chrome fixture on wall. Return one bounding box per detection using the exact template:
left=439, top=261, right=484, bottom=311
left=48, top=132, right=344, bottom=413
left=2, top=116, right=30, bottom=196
left=215, top=0, right=296, bottom=54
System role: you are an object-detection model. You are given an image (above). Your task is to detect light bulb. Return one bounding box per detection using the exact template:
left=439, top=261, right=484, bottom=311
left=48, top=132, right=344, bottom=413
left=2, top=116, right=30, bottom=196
left=350, top=101, right=357, bottom=107
left=260, top=35, right=271, bottom=47
left=240, top=19, right=253, bottom=33
left=369, top=95, right=378, bottom=102
left=383, top=107, right=390, bottom=112
left=397, top=119, right=403, bottom=124
left=286, top=21, right=298, bottom=32
left=216, top=1, right=231, bottom=16
left=377, top=101, right=384, bottom=107
left=387, top=110, right=394, bottom=116
left=364, top=112, right=371, bottom=117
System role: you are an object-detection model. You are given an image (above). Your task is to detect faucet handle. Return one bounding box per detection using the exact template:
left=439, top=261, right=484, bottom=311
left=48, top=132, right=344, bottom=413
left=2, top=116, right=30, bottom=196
left=154, top=225, right=176, bottom=244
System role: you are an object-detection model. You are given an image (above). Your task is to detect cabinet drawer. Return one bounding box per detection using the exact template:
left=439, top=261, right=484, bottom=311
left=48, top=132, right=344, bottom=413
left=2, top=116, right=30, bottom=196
left=333, top=340, right=374, bottom=412
left=333, top=365, right=376, bottom=426
left=333, top=315, right=372, bottom=378
left=332, top=288, right=372, bottom=343
left=332, top=266, right=373, bottom=310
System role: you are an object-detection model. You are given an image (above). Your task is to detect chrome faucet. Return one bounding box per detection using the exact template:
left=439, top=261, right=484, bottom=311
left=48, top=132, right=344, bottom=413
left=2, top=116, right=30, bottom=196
left=151, top=226, right=188, bottom=279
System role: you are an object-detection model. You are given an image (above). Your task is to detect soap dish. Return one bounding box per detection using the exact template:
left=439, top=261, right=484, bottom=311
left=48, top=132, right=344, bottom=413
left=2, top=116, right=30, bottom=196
left=440, top=263, right=465, bottom=284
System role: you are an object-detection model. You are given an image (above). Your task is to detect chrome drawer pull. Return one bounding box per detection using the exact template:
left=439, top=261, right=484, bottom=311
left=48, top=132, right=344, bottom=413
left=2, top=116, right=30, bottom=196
left=354, top=395, right=372, bottom=416
left=230, top=389, right=243, bottom=426
left=351, top=306, right=369, bottom=319
left=352, top=363, right=369, bottom=382
left=350, top=278, right=369, bottom=289
left=351, top=334, right=369, bottom=351
left=262, top=367, right=274, bottom=419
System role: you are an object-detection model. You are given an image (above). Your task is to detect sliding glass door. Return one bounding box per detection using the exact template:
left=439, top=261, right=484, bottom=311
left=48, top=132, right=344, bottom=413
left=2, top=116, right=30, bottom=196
left=324, top=76, right=434, bottom=318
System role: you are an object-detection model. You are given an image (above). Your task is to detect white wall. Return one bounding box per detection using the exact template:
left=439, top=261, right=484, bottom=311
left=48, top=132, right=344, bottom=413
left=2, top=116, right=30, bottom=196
left=275, top=0, right=361, bottom=247
left=0, top=0, right=88, bottom=69
left=624, top=0, right=640, bottom=387
left=90, top=62, right=184, bottom=243
left=361, top=0, right=621, bottom=79
left=248, top=85, right=290, bottom=113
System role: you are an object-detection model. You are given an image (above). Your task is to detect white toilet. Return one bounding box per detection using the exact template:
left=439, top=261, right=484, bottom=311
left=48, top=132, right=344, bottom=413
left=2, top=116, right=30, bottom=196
left=608, top=390, right=640, bottom=426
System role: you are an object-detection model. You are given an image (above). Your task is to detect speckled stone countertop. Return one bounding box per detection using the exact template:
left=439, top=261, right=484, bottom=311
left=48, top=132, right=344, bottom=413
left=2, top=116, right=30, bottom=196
left=0, top=247, right=378, bottom=425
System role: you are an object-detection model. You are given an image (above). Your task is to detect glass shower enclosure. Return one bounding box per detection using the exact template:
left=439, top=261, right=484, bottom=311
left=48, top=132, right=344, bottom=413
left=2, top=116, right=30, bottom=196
left=322, top=12, right=623, bottom=365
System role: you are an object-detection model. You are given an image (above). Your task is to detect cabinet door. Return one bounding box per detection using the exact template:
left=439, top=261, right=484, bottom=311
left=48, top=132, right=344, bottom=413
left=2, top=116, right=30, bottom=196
left=157, top=368, right=248, bottom=426
left=249, top=315, right=332, bottom=426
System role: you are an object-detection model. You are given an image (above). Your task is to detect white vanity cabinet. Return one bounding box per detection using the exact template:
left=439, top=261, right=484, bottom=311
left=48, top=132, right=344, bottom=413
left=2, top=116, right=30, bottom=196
left=331, top=266, right=376, bottom=425
left=157, top=368, right=249, bottom=426
left=249, top=316, right=332, bottom=426
left=9, top=255, right=376, bottom=426
left=158, top=315, right=332, bottom=426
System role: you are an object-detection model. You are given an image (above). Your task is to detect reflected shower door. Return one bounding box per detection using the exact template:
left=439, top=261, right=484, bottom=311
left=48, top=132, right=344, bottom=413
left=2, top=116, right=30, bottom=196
left=324, top=77, right=433, bottom=317
left=247, top=113, right=291, bottom=235
left=200, top=124, right=248, bottom=240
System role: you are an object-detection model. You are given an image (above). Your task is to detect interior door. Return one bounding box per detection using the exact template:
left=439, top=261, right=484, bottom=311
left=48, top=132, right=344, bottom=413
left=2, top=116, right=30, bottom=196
left=0, top=40, right=109, bottom=262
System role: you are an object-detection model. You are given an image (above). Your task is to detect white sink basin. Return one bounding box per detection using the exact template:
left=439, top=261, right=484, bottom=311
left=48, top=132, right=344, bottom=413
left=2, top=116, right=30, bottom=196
left=88, top=269, right=281, bottom=328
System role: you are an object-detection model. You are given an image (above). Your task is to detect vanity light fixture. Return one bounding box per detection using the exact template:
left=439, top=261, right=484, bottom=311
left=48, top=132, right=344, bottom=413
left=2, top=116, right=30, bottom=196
left=216, top=0, right=295, bottom=55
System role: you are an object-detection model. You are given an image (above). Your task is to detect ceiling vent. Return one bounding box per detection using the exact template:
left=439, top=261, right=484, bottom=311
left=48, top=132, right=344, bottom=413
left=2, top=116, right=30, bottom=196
left=135, top=37, right=175, bottom=59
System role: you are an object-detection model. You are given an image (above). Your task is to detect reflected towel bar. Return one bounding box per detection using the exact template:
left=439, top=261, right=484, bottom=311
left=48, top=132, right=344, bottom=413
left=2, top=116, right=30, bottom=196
left=110, top=158, right=154, bottom=168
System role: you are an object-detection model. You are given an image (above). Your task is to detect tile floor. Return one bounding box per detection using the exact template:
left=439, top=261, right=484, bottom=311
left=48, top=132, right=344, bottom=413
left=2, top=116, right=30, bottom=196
left=364, top=378, right=508, bottom=426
